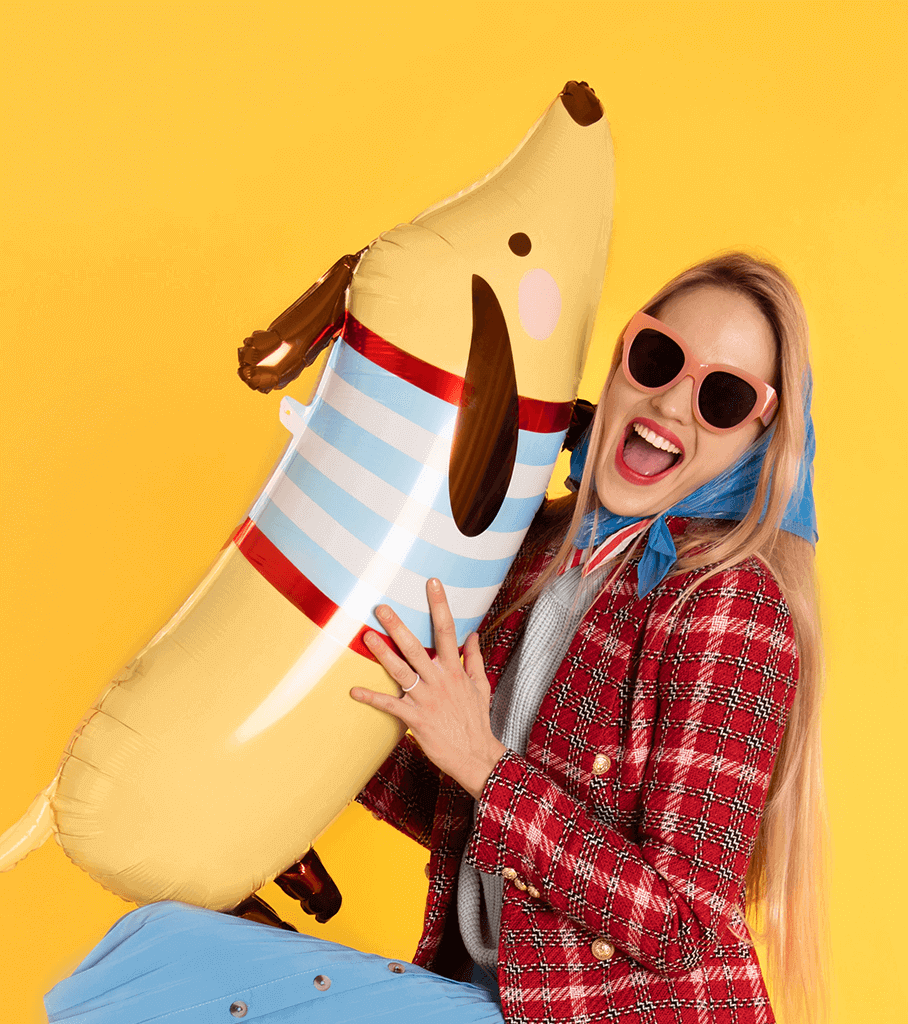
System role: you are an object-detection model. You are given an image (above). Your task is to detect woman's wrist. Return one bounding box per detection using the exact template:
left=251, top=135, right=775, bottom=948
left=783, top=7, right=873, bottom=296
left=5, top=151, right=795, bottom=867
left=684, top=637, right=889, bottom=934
left=461, top=739, right=508, bottom=801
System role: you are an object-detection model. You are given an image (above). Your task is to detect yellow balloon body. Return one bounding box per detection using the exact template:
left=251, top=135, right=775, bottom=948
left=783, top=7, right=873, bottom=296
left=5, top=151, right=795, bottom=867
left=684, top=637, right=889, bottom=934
left=56, top=549, right=405, bottom=908
left=0, top=83, right=615, bottom=909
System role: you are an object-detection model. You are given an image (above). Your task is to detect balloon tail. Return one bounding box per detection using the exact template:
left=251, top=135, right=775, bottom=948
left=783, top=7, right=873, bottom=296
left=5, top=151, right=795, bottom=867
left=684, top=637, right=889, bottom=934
left=0, top=777, right=58, bottom=871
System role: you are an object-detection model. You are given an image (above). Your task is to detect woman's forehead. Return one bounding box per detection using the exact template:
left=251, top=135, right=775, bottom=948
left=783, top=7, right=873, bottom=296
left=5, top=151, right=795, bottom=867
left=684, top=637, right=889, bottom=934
left=655, top=285, right=777, bottom=381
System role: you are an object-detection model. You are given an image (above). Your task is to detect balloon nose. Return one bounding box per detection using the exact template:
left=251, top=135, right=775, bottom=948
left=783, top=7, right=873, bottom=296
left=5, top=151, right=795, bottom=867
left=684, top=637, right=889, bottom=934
left=560, top=80, right=603, bottom=126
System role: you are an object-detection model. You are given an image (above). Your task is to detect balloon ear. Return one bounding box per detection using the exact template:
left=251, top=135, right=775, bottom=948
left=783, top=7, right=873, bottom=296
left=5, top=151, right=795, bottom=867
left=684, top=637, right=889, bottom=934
left=238, top=249, right=366, bottom=393
left=448, top=275, right=519, bottom=537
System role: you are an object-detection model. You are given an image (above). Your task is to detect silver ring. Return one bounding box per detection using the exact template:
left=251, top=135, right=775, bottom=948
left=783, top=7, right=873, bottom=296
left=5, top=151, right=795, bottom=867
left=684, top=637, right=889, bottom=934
left=401, top=674, right=420, bottom=693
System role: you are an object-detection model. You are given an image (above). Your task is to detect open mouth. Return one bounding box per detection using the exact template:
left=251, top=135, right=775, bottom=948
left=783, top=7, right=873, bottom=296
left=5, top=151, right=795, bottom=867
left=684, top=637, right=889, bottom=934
left=615, top=419, right=684, bottom=484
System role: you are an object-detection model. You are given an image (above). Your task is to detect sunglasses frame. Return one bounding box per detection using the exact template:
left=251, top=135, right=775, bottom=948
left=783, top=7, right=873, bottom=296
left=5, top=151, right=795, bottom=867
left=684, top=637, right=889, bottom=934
left=621, top=311, right=778, bottom=433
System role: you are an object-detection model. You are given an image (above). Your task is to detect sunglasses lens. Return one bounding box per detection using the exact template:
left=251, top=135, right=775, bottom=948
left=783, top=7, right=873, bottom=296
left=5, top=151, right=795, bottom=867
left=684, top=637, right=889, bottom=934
left=627, top=329, right=686, bottom=388
left=699, top=371, right=758, bottom=429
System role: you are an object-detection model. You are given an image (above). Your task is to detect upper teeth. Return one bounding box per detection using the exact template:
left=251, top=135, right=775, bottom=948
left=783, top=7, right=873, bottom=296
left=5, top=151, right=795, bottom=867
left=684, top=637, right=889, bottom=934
left=633, top=422, right=682, bottom=455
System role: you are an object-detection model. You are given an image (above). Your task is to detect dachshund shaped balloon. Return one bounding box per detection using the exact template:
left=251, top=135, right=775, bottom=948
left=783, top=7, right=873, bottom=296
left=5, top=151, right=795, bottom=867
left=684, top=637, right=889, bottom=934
left=0, top=82, right=614, bottom=925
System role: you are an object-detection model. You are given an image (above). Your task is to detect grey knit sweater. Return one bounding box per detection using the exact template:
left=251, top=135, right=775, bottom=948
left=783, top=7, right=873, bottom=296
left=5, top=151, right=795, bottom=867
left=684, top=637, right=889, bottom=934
left=457, top=564, right=607, bottom=968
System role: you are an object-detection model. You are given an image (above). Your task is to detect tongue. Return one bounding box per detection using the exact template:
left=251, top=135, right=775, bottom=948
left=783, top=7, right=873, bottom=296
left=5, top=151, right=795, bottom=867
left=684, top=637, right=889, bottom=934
left=623, top=431, right=677, bottom=477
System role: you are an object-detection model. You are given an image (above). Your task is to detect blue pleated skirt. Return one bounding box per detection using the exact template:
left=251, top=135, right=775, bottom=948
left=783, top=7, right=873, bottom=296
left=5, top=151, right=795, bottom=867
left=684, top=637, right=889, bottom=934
left=45, top=901, right=505, bottom=1023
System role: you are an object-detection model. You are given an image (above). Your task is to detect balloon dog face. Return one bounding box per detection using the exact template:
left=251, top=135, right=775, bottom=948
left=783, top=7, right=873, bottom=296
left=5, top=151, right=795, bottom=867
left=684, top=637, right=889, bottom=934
left=348, top=82, right=614, bottom=536
left=348, top=81, right=615, bottom=407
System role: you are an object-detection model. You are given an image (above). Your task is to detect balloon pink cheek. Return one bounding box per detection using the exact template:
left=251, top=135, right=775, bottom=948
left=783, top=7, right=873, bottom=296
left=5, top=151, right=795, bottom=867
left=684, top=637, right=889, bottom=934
left=518, top=268, right=562, bottom=341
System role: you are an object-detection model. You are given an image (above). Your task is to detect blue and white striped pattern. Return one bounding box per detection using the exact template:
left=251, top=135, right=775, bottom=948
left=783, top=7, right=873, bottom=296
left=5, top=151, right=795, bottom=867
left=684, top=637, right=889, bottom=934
left=247, top=337, right=565, bottom=647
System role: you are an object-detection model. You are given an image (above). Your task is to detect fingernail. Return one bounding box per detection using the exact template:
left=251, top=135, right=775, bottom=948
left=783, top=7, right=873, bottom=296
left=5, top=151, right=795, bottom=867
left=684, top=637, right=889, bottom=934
left=428, top=578, right=441, bottom=591
left=350, top=688, right=364, bottom=700
left=377, top=606, right=392, bottom=621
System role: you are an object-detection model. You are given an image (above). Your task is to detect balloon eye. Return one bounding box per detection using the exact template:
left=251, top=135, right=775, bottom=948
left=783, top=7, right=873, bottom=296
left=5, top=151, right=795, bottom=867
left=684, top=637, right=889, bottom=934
left=508, top=232, right=532, bottom=257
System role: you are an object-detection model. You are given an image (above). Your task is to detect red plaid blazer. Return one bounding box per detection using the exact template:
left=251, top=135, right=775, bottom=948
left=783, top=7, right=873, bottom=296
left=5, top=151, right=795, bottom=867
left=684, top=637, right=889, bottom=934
left=358, top=516, right=798, bottom=1023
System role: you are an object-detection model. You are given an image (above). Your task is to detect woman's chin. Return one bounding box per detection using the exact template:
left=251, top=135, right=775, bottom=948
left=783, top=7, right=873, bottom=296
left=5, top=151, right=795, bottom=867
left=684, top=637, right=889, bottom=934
left=595, top=462, right=683, bottom=519
left=596, top=484, right=663, bottom=518
left=597, top=492, right=664, bottom=519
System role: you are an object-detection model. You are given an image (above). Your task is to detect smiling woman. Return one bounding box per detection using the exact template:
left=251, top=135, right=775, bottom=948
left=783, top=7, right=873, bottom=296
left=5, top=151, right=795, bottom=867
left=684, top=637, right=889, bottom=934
left=464, top=251, right=825, bottom=1023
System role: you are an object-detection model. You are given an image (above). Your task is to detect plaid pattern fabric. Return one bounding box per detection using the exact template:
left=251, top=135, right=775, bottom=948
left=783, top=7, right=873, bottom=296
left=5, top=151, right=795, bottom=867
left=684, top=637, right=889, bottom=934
left=357, top=516, right=798, bottom=1023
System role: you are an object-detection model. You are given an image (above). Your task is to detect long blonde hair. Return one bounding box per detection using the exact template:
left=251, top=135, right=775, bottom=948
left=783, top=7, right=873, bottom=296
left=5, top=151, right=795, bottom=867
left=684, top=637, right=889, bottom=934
left=519, top=252, right=828, bottom=1023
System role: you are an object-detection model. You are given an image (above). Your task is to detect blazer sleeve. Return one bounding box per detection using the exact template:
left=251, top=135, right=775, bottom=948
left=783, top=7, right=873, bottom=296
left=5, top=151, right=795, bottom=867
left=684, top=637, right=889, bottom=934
left=355, top=733, right=443, bottom=849
left=463, top=560, right=799, bottom=976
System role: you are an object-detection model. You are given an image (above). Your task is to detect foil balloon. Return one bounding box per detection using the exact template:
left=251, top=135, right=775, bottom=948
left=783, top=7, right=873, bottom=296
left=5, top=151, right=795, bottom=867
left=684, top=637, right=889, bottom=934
left=0, top=81, right=615, bottom=916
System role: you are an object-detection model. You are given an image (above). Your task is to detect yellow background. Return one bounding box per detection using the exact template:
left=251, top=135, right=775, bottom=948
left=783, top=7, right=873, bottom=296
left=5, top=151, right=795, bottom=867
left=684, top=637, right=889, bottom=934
left=1, top=1, right=905, bottom=1020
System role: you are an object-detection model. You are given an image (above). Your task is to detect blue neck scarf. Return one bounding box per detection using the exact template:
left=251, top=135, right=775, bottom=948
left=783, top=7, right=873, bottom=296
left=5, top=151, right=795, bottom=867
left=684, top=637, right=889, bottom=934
left=568, top=373, right=818, bottom=597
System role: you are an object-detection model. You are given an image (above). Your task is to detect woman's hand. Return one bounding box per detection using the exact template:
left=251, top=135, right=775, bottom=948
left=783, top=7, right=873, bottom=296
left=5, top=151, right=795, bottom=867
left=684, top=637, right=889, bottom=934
left=350, top=578, right=506, bottom=800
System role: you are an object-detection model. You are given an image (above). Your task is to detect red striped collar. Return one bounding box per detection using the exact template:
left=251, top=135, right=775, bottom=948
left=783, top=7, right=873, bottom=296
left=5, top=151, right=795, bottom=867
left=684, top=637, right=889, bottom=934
left=343, top=314, right=573, bottom=434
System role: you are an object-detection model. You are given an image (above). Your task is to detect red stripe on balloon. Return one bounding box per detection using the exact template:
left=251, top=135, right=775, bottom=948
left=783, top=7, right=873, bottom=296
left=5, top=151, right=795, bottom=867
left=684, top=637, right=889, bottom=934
left=232, top=518, right=373, bottom=659
left=343, top=314, right=463, bottom=405
left=231, top=519, right=437, bottom=662
left=519, top=396, right=572, bottom=433
left=343, top=314, right=572, bottom=433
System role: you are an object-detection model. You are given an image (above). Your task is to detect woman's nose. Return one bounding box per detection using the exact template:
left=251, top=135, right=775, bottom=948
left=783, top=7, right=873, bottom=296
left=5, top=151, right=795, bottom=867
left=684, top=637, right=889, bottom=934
left=650, top=375, right=694, bottom=423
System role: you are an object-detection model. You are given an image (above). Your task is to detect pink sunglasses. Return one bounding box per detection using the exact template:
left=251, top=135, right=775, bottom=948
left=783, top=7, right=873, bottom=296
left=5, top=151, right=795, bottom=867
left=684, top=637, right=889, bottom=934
left=621, top=312, right=778, bottom=433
